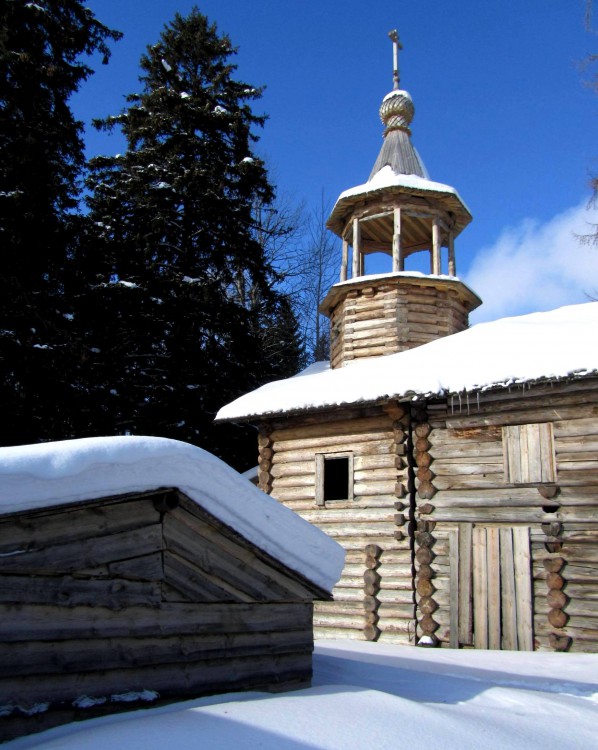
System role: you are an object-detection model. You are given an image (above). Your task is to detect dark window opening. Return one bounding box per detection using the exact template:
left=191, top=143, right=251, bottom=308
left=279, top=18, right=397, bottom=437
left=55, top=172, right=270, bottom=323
left=324, top=456, right=350, bottom=501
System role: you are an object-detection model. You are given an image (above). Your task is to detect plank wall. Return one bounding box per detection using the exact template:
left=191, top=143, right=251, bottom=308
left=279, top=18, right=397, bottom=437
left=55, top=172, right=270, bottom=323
left=417, top=377, right=598, bottom=652
left=260, top=404, right=416, bottom=644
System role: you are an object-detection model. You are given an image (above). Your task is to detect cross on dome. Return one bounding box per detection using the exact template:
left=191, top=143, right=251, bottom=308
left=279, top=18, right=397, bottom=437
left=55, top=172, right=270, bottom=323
left=388, top=29, right=402, bottom=90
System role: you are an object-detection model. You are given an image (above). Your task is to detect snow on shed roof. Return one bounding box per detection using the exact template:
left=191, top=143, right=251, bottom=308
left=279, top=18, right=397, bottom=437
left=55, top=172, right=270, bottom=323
left=0, top=436, right=344, bottom=594
left=217, top=302, right=598, bottom=422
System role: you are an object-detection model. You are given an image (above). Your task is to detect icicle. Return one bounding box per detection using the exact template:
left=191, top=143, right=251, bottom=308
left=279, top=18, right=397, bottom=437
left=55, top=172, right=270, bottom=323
left=466, top=392, right=470, bottom=415
left=476, top=391, right=480, bottom=411
left=458, top=392, right=462, bottom=412
left=450, top=394, right=454, bottom=415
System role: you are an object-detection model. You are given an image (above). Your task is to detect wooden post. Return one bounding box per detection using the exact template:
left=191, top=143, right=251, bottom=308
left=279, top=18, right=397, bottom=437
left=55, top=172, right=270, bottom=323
left=392, top=207, right=403, bottom=272
left=340, top=239, right=348, bottom=281
left=448, top=231, right=456, bottom=277
left=352, top=218, right=361, bottom=278
left=432, top=217, right=441, bottom=275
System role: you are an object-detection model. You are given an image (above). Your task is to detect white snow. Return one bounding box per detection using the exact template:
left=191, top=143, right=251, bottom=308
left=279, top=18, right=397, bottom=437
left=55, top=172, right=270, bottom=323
left=331, top=269, right=472, bottom=291
left=160, top=59, right=172, bottom=73
left=0, top=436, right=343, bottom=593
left=240, top=156, right=255, bottom=165
left=213, top=105, right=229, bottom=115
left=217, top=302, right=598, bottom=420
left=179, top=91, right=190, bottom=99
left=6, top=641, right=597, bottom=750
left=382, top=87, right=413, bottom=103
left=334, top=164, right=468, bottom=211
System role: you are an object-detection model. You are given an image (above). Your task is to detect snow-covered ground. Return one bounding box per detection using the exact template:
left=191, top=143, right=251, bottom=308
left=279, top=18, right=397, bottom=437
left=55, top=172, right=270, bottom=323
left=7, top=641, right=598, bottom=750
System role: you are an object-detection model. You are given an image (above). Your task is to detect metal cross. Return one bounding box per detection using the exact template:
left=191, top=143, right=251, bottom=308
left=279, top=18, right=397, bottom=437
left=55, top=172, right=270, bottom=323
left=388, top=29, right=402, bottom=89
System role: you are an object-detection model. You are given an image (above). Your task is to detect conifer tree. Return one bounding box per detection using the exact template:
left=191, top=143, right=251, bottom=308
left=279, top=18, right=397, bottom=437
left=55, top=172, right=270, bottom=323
left=82, top=8, right=303, bottom=468
left=0, top=0, right=121, bottom=445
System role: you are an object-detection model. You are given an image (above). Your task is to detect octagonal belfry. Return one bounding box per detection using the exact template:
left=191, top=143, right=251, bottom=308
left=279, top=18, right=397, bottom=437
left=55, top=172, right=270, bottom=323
left=321, top=31, right=481, bottom=369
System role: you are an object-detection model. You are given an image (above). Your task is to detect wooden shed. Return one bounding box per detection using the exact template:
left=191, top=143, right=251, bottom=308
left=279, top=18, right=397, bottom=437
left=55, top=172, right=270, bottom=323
left=0, top=436, right=344, bottom=742
left=216, top=35, right=598, bottom=655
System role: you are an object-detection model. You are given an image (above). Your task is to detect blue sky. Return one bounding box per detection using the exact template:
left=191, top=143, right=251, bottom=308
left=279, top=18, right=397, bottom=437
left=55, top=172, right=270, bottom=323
left=72, top=1, right=598, bottom=322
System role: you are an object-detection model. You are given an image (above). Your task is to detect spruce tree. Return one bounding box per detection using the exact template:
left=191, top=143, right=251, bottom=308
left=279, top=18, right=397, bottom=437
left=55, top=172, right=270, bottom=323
left=0, top=0, right=121, bottom=445
left=82, top=8, right=303, bottom=468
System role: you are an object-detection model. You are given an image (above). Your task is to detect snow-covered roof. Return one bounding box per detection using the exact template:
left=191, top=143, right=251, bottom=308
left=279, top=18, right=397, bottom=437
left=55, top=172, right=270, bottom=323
left=336, top=164, right=469, bottom=211
left=0, top=436, right=344, bottom=594
left=217, top=302, right=598, bottom=421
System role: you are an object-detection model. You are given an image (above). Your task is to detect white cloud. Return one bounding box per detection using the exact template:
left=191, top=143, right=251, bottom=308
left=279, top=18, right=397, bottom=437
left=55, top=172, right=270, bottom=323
left=465, top=202, right=598, bottom=324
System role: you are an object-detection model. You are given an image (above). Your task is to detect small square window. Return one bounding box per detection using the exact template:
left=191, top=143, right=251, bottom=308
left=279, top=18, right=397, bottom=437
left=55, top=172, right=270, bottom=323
left=316, top=453, right=354, bottom=505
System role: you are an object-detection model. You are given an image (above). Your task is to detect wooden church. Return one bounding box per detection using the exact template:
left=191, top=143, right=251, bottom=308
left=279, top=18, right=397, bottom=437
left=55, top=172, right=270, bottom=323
left=217, top=33, right=598, bottom=653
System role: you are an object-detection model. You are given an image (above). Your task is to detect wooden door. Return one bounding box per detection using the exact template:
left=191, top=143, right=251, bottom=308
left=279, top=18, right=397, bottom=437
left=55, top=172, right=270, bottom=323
left=449, top=525, right=533, bottom=650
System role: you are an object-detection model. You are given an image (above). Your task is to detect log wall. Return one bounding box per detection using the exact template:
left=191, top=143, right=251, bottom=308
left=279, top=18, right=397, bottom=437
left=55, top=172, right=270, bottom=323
left=324, top=276, right=476, bottom=369
left=263, top=403, right=416, bottom=644
left=260, top=375, right=598, bottom=653
left=0, top=491, right=318, bottom=742
left=417, top=377, right=598, bottom=652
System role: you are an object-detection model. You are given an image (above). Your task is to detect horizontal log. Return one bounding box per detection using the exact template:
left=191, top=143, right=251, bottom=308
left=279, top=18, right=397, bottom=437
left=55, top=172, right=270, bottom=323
left=0, top=496, right=161, bottom=556
left=0, top=628, right=314, bottom=678
left=553, top=415, right=598, bottom=437
left=0, top=650, right=313, bottom=707
left=274, top=433, right=394, bottom=454
left=446, top=405, right=595, bottom=429
left=433, top=474, right=505, bottom=491
left=298, top=508, right=396, bottom=524
left=282, top=496, right=397, bottom=512
left=0, top=524, right=163, bottom=575
left=431, top=461, right=503, bottom=476
left=448, top=382, right=598, bottom=415
left=0, top=574, right=161, bottom=609
left=311, top=523, right=396, bottom=539
left=313, top=613, right=365, bottom=628
left=272, top=443, right=394, bottom=464
left=429, top=507, right=547, bottom=523
left=0, top=601, right=313, bottom=643
left=377, top=618, right=417, bottom=634
left=313, top=627, right=364, bottom=640
left=328, top=588, right=365, bottom=603
left=315, top=600, right=365, bottom=616
left=271, top=416, right=393, bottom=443
left=354, top=480, right=401, bottom=496
left=324, top=536, right=405, bottom=550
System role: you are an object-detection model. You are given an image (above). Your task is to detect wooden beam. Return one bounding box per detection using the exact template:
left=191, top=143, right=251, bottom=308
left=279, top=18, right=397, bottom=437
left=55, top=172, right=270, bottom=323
left=359, top=210, right=394, bottom=223
left=392, top=207, right=403, bottom=272
left=432, top=217, right=441, bottom=275
left=340, top=239, right=348, bottom=281
left=448, top=232, right=456, bottom=276
left=352, top=217, right=361, bottom=278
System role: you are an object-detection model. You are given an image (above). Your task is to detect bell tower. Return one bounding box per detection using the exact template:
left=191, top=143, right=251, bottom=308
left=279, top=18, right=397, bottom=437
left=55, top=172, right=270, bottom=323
left=320, top=31, right=481, bottom=369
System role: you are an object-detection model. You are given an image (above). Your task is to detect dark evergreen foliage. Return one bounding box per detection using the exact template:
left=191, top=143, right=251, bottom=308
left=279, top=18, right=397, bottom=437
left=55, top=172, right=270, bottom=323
left=0, top=0, right=121, bottom=444
left=81, top=9, right=303, bottom=468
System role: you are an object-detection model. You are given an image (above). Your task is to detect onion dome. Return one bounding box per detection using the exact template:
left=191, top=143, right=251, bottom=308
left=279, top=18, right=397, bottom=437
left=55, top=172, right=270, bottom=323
left=369, top=86, right=427, bottom=180
left=379, top=89, right=415, bottom=135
